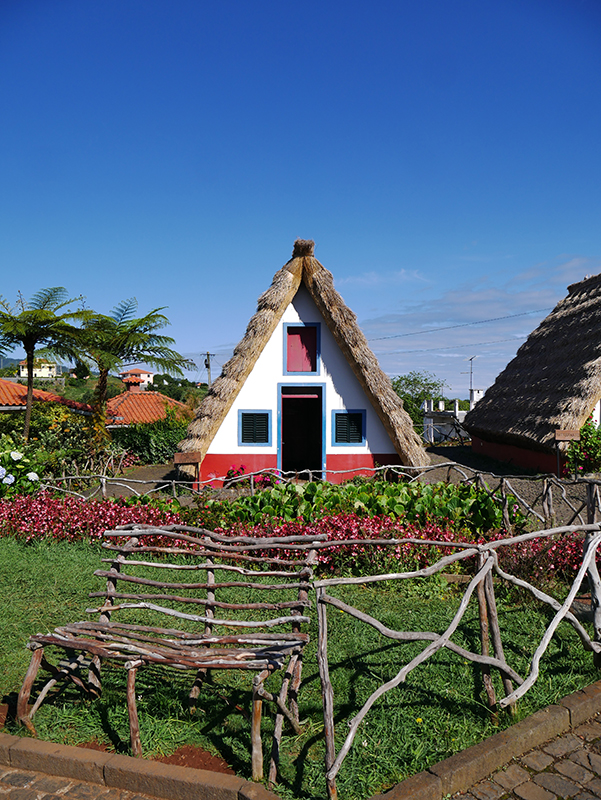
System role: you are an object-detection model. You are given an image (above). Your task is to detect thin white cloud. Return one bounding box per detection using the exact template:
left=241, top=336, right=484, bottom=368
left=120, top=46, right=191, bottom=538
left=358, top=253, right=601, bottom=396
left=336, top=269, right=430, bottom=287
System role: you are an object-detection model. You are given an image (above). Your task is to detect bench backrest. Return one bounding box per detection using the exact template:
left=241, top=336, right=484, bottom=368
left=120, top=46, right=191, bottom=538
left=88, top=523, right=327, bottom=643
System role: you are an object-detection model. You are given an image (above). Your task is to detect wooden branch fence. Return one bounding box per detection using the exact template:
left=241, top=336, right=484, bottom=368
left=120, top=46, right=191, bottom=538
left=312, top=523, right=601, bottom=800
left=36, top=463, right=601, bottom=535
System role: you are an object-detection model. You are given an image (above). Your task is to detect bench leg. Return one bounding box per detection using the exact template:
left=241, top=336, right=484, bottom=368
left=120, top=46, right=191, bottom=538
left=189, top=668, right=211, bottom=713
left=88, top=655, right=102, bottom=696
left=268, top=654, right=298, bottom=786
left=252, top=671, right=269, bottom=781
left=289, top=652, right=303, bottom=724
left=126, top=665, right=142, bottom=757
left=17, top=646, right=44, bottom=734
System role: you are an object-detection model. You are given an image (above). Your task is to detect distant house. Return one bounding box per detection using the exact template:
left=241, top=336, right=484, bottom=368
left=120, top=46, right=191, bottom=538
left=106, top=377, right=189, bottom=427
left=119, top=368, right=154, bottom=389
left=0, top=378, right=90, bottom=414
left=463, top=272, right=601, bottom=472
left=18, top=359, right=57, bottom=379
left=177, top=239, right=427, bottom=484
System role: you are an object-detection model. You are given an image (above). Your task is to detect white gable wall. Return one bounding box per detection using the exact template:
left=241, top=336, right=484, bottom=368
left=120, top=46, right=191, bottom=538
left=207, top=285, right=397, bottom=456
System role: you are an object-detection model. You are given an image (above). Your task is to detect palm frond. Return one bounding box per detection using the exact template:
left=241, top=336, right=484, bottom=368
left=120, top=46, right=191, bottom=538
left=28, top=287, right=70, bottom=311
left=110, top=299, right=139, bottom=326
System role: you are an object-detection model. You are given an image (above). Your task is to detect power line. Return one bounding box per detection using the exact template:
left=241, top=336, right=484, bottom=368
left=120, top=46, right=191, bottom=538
left=375, top=336, right=526, bottom=356
left=368, top=307, right=551, bottom=341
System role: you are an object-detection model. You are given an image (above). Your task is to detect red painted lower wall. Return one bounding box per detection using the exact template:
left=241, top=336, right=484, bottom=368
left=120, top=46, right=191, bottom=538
left=195, top=452, right=403, bottom=487
left=325, top=453, right=403, bottom=484
left=471, top=436, right=561, bottom=475
left=199, top=454, right=278, bottom=487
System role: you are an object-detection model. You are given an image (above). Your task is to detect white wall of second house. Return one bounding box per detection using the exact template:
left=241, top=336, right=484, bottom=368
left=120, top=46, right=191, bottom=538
left=207, top=285, right=397, bottom=455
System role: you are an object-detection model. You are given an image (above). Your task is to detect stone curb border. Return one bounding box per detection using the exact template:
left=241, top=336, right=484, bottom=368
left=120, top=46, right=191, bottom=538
left=2, top=681, right=601, bottom=800
left=0, top=733, right=281, bottom=800
left=369, top=680, right=601, bottom=800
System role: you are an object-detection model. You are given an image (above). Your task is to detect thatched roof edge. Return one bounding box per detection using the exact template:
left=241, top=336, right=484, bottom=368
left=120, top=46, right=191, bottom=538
left=464, top=271, right=601, bottom=453
left=301, top=256, right=428, bottom=466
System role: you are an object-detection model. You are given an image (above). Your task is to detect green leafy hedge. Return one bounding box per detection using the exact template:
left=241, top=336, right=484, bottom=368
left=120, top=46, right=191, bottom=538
left=205, top=478, right=526, bottom=533
left=111, top=415, right=188, bottom=464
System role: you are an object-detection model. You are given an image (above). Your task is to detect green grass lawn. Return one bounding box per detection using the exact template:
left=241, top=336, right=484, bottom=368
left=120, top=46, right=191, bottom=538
left=1, top=537, right=599, bottom=800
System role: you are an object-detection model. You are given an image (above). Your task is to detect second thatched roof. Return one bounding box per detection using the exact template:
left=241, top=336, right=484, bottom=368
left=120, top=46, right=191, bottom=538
left=464, top=272, right=601, bottom=453
left=178, top=239, right=428, bottom=467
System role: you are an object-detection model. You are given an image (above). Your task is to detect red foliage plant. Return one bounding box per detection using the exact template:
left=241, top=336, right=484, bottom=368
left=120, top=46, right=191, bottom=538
left=0, top=495, right=587, bottom=582
left=0, top=491, right=183, bottom=543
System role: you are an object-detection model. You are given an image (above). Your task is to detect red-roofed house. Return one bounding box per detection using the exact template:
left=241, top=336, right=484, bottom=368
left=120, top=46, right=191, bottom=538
left=0, top=378, right=91, bottom=414
left=119, top=368, right=154, bottom=389
left=106, top=378, right=189, bottom=426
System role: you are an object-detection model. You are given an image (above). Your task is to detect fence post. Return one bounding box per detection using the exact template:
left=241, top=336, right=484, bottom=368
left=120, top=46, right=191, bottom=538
left=500, top=478, right=512, bottom=534
left=542, top=479, right=554, bottom=527
left=477, top=553, right=497, bottom=717
left=586, top=482, right=601, bottom=667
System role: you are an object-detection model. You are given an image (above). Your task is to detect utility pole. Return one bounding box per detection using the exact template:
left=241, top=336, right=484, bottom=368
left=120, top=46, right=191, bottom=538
left=204, top=352, right=215, bottom=389
left=468, top=355, right=476, bottom=392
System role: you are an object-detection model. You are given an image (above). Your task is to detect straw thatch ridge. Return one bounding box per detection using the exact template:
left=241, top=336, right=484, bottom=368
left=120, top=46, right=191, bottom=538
left=464, top=272, right=601, bottom=453
left=178, top=239, right=428, bottom=468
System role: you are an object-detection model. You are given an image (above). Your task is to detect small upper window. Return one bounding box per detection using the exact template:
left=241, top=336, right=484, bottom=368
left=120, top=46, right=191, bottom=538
left=333, top=411, right=366, bottom=445
left=286, top=325, right=318, bottom=373
left=239, top=411, right=271, bottom=445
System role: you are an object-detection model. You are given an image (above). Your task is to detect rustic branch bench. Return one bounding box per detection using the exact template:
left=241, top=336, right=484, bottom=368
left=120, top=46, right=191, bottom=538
left=17, top=523, right=326, bottom=783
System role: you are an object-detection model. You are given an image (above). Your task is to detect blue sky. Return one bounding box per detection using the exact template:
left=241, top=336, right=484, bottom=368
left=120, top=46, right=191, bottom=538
left=1, top=0, right=600, bottom=396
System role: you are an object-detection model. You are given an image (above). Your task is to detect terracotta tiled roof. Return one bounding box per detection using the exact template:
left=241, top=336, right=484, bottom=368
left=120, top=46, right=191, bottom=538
left=106, top=391, right=188, bottom=425
left=0, top=379, right=91, bottom=412
left=119, top=368, right=152, bottom=375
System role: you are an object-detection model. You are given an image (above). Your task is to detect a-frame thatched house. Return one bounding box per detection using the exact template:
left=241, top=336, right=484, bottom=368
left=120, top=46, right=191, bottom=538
left=177, top=240, right=428, bottom=484
left=464, top=272, right=601, bottom=472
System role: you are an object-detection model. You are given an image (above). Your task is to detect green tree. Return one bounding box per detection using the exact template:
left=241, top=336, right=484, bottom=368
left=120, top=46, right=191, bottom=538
left=78, top=299, right=195, bottom=439
left=0, top=288, right=85, bottom=440
left=391, top=370, right=447, bottom=434
left=148, top=373, right=207, bottom=404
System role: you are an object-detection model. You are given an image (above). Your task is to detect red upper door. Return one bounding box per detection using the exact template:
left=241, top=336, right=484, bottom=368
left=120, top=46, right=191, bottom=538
left=286, top=326, right=317, bottom=372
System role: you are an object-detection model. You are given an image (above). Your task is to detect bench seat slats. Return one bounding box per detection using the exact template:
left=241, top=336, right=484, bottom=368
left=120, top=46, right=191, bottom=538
left=30, top=631, right=304, bottom=669
left=62, top=620, right=310, bottom=642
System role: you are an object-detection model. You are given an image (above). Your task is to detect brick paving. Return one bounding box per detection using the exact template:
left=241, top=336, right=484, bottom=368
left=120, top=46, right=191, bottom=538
left=0, top=765, right=154, bottom=800
left=454, top=715, right=601, bottom=800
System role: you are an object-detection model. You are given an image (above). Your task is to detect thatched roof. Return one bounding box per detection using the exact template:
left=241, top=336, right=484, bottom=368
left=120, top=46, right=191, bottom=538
left=178, top=239, right=428, bottom=467
left=464, top=272, right=601, bottom=453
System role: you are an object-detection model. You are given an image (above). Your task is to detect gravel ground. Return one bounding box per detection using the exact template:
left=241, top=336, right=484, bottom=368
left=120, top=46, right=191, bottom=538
left=425, top=444, right=590, bottom=529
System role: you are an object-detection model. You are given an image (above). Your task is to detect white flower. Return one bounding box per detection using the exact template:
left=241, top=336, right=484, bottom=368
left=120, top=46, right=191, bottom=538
left=10, top=451, right=23, bottom=461
left=26, top=472, right=39, bottom=481
left=2, top=474, right=15, bottom=485
left=0, top=467, right=5, bottom=480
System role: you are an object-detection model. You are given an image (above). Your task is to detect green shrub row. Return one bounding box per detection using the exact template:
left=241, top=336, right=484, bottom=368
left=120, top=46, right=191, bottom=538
left=111, top=413, right=188, bottom=464
left=204, top=478, right=526, bottom=533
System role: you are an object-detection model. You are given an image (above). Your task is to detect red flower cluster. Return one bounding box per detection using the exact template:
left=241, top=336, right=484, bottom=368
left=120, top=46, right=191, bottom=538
left=0, top=491, right=183, bottom=543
